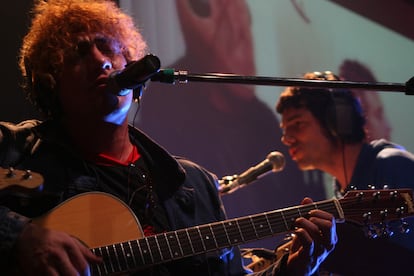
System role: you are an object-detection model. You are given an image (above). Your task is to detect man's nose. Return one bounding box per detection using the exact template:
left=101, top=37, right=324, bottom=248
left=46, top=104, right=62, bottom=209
left=101, top=59, right=112, bottom=70
left=89, top=45, right=113, bottom=70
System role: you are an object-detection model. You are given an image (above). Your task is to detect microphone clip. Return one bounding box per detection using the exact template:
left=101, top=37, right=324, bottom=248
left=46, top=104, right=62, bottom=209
left=218, top=175, right=239, bottom=194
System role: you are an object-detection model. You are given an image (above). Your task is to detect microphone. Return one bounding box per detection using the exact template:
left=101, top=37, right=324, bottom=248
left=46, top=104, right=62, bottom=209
left=219, top=151, right=285, bottom=194
left=109, top=54, right=161, bottom=95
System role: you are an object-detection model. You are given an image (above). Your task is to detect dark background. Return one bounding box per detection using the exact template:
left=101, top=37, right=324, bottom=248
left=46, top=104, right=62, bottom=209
left=1, top=1, right=39, bottom=122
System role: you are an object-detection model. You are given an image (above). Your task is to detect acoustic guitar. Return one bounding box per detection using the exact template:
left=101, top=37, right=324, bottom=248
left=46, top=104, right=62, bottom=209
left=28, top=188, right=414, bottom=275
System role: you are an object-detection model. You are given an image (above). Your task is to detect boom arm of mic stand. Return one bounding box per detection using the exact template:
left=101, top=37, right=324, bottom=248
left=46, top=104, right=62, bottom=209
left=151, top=69, right=414, bottom=95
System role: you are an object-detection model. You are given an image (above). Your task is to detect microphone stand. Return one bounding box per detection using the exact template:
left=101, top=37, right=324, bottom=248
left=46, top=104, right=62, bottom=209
left=151, top=69, right=414, bottom=95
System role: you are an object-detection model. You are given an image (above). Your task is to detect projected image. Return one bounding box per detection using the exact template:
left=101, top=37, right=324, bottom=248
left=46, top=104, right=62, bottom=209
left=120, top=0, right=414, bottom=265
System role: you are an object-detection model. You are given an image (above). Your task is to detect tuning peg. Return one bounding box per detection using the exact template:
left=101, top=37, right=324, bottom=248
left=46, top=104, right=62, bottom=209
left=363, top=211, right=372, bottom=223
left=390, top=190, right=399, bottom=200
left=366, top=225, right=378, bottom=239
left=379, top=223, right=394, bottom=238
left=380, top=209, right=388, bottom=220
left=400, top=220, right=410, bottom=234
left=368, top=185, right=376, bottom=190
left=383, top=184, right=389, bottom=189
left=373, top=191, right=381, bottom=200
left=356, top=191, right=365, bottom=201
left=396, top=206, right=406, bottom=216
left=6, top=167, right=16, bottom=178
left=379, top=222, right=394, bottom=237
left=23, top=170, right=32, bottom=179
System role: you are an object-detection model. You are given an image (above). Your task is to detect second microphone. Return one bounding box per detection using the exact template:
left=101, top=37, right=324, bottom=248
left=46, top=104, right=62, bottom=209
left=219, top=151, right=285, bottom=194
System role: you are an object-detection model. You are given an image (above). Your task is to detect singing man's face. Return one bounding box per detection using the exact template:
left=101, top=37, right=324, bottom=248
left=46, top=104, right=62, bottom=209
left=58, top=33, right=133, bottom=125
left=280, top=107, right=336, bottom=170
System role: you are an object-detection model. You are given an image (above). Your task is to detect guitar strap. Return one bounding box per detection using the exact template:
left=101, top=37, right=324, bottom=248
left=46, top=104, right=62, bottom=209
left=128, top=157, right=170, bottom=235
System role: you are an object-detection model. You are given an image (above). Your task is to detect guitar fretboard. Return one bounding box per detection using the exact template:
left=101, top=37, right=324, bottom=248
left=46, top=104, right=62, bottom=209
left=91, top=199, right=341, bottom=275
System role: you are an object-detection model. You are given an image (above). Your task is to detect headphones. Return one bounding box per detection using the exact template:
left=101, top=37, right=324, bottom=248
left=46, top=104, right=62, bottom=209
left=312, top=71, right=365, bottom=143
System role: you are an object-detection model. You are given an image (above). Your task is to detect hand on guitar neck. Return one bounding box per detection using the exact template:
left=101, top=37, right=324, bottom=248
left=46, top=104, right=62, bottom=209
left=247, top=189, right=414, bottom=273
left=284, top=197, right=337, bottom=276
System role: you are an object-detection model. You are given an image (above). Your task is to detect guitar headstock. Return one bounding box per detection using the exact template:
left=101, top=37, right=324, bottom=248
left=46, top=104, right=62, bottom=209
left=0, top=167, right=44, bottom=192
left=339, top=189, right=414, bottom=227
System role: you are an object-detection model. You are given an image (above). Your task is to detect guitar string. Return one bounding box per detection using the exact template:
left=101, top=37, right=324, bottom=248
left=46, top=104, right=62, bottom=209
left=91, top=196, right=407, bottom=272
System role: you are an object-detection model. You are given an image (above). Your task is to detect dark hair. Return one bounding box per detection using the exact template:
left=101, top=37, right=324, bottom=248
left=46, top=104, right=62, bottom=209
left=276, top=71, right=366, bottom=143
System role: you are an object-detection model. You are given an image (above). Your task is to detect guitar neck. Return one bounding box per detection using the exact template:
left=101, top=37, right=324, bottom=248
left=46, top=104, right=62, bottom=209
left=91, top=198, right=342, bottom=275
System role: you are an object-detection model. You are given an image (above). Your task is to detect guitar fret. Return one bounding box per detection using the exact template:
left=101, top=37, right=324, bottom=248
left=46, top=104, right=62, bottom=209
left=237, top=216, right=258, bottom=241
left=198, top=224, right=218, bottom=251
left=187, top=227, right=205, bottom=253
left=297, top=206, right=302, bottom=217
left=119, top=243, right=129, bottom=271
left=197, top=226, right=207, bottom=251
left=144, top=237, right=156, bottom=263
left=210, top=221, right=230, bottom=248
left=130, top=240, right=145, bottom=267
left=284, top=208, right=301, bottom=226
left=266, top=211, right=289, bottom=234
left=169, top=231, right=184, bottom=257
left=224, top=220, right=243, bottom=245
left=234, top=219, right=245, bottom=242
left=168, top=232, right=183, bottom=259
left=146, top=236, right=163, bottom=263
left=155, top=234, right=174, bottom=261
left=280, top=210, right=290, bottom=230
left=176, top=229, right=194, bottom=256
left=249, top=216, right=259, bottom=238
left=104, top=245, right=115, bottom=274
left=125, top=241, right=138, bottom=269
left=107, top=244, right=121, bottom=273
left=251, top=213, right=272, bottom=238
left=95, top=246, right=109, bottom=275
left=114, top=243, right=128, bottom=272
left=222, top=221, right=232, bottom=245
left=91, top=248, right=104, bottom=276
left=208, top=224, right=219, bottom=248
left=187, top=227, right=204, bottom=253
left=138, top=238, right=153, bottom=265
left=264, top=213, right=273, bottom=233
left=301, top=205, right=318, bottom=218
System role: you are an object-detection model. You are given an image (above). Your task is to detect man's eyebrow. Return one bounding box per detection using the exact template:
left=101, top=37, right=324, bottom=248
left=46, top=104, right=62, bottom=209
left=281, top=113, right=302, bottom=128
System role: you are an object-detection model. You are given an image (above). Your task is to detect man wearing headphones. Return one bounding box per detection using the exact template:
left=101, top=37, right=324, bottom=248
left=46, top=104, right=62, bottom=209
left=275, top=71, right=414, bottom=275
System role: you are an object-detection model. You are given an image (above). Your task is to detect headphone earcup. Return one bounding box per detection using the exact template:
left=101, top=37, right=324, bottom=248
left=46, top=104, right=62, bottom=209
left=32, top=73, right=58, bottom=117
left=326, top=92, right=357, bottom=141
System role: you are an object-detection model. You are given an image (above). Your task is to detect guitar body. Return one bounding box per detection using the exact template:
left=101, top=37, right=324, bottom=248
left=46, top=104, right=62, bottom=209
left=33, top=192, right=144, bottom=248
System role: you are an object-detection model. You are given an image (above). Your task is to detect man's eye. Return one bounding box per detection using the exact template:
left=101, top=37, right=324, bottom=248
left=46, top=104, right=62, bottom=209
left=95, top=38, right=121, bottom=56
left=76, top=40, right=93, bottom=57
left=290, top=121, right=305, bottom=131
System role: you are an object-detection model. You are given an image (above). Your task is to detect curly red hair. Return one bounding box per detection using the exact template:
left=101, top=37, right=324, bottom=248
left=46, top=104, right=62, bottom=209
left=19, top=0, right=147, bottom=117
